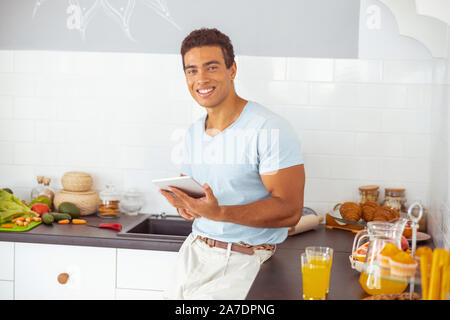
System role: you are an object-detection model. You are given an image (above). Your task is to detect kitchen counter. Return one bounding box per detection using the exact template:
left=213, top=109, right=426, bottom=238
left=0, top=214, right=432, bottom=300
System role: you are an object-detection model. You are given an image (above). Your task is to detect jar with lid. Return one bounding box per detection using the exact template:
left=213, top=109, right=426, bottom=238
left=30, top=176, right=45, bottom=200
left=119, top=188, right=144, bottom=216
left=39, top=177, right=55, bottom=203
left=382, top=188, right=406, bottom=213
left=358, top=185, right=379, bottom=204
left=98, top=184, right=121, bottom=218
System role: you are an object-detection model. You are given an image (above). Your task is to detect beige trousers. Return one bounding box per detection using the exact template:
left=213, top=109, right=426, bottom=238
left=163, top=233, right=275, bottom=300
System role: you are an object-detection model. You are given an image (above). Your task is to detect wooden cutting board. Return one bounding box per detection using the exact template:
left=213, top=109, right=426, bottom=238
left=325, top=213, right=364, bottom=232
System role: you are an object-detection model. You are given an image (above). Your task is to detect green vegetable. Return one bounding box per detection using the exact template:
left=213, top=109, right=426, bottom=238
left=28, top=196, right=52, bottom=209
left=0, top=190, right=38, bottom=224
left=42, top=212, right=54, bottom=225
left=58, top=202, right=81, bottom=218
left=2, top=188, right=13, bottom=194
left=50, top=212, right=71, bottom=221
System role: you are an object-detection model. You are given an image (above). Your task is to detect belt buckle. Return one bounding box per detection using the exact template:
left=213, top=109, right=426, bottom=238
left=206, top=238, right=215, bottom=248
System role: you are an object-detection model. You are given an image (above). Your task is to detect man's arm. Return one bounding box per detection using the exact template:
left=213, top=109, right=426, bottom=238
left=217, top=164, right=305, bottom=228
left=161, top=164, right=305, bottom=228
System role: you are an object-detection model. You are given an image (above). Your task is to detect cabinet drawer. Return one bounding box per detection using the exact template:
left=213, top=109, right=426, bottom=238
left=117, top=249, right=178, bottom=291
left=15, top=243, right=116, bottom=300
left=0, top=281, right=14, bottom=300
left=115, top=288, right=164, bottom=300
left=0, top=242, right=14, bottom=280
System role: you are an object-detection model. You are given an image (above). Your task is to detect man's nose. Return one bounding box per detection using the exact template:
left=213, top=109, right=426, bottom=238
left=196, top=69, right=210, bottom=83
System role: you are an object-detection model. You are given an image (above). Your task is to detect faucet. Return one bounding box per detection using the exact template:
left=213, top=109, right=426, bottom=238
left=156, top=212, right=166, bottom=219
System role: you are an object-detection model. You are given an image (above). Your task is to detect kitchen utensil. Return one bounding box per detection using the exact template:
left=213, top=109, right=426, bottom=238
left=85, top=223, right=122, bottom=231
left=61, top=171, right=93, bottom=192
left=351, top=218, right=409, bottom=295
left=98, top=184, right=120, bottom=218
left=54, top=189, right=99, bottom=216
left=0, top=220, right=42, bottom=232
left=119, top=188, right=144, bottom=216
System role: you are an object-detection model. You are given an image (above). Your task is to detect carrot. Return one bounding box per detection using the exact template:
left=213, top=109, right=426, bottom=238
left=12, top=217, right=25, bottom=223
left=58, top=219, right=70, bottom=224
left=16, top=220, right=24, bottom=226
left=32, top=217, right=42, bottom=222
left=1, top=224, right=13, bottom=228
left=71, top=219, right=86, bottom=224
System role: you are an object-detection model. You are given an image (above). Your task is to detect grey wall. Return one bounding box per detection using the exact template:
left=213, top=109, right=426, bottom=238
left=0, top=0, right=360, bottom=58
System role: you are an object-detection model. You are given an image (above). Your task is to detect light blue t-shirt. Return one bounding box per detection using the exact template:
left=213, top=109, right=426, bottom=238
left=181, top=100, right=303, bottom=245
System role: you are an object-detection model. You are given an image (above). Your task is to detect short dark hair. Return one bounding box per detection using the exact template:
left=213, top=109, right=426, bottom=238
left=180, top=28, right=235, bottom=69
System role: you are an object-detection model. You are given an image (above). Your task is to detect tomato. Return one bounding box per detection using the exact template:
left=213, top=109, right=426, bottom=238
left=31, top=203, right=50, bottom=216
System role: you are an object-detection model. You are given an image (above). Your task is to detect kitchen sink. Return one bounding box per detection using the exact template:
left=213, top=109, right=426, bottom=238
left=118, top=215, right=192, bottom=241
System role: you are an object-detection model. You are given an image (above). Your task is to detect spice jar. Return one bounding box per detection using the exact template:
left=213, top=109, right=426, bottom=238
left=382, top=188, right=406, bottom=213
left=39, top=177, right=55, bottom=203
left=358, top=185, right=379, bottom=204
left=98, top=184, right=120, bottom=218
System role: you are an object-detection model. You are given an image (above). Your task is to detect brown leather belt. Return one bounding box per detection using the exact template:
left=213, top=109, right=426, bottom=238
left=196, top=236, right=276, bottom=256
left=197, top=236, right=255, bottom=255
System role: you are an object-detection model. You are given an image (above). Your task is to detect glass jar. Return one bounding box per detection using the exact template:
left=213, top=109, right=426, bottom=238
left=39, top=177, right=55, bottom=203
left=382, top=188, right=406, bottom=213
left=358, top=185, right=379, bottom=204
left=98, top=184, right=121, bottom=218
left=119, top=188, right=144, bottom=216
left=30, top=176, right=45, bottom=200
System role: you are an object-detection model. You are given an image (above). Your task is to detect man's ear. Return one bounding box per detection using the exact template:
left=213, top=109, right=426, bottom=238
left=229, top=61, right=237, bottom=80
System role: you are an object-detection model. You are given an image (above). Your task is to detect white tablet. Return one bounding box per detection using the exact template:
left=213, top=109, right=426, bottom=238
left=152, top=176, right=206, bottom=198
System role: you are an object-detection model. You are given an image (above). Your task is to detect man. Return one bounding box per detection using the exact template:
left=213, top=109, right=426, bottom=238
left=160, top=28, right=305, bottom=300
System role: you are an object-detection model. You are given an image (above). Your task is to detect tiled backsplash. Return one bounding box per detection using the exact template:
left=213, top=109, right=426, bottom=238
left=0, top=50, right=448, bottom=247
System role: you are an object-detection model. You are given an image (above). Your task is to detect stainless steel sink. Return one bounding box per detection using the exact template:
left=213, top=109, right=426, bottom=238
left=118, top=215, right=192, bottom=241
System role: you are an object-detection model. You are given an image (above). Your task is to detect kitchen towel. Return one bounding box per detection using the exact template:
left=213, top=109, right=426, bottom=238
left=288, top=214, right=323, bottom=236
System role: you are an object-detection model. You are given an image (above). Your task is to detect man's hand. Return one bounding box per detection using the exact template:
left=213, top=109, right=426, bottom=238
left=159, top=183, right=221, bottom=221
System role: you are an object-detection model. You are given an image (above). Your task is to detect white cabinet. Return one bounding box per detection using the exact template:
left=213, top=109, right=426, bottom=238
left=115, top=288, right=164, bottom=300
left=117, top=248, right=178, bottom=298
left=15, top=243, right=116, bottom=300
left=0, top=281, right=13, bottom=300
left=0, top=241, right=14, bottom=281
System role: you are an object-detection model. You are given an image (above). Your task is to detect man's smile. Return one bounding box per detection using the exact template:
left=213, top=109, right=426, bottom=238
left=196, top=87, right=216, bottom=98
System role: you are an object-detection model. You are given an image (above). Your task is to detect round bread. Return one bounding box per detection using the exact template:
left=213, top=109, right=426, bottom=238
left=340, top=202, right=362, bottom=221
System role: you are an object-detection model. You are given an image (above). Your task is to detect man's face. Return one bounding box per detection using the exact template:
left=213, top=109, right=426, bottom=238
left=183, top=46, right=236, bottom=108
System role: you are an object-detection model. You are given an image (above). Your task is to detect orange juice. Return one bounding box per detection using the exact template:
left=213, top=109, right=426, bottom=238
left=301, top=255, right=331, bottom=300
left=359, top=272, right=408, bottom=295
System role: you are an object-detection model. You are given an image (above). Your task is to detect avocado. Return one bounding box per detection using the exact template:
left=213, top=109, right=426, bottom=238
left=42, top=212, right=54, bottom=225
left=2, top=188, right=13, bottom=194
left=50, top=212, right=72, bottom=221
left=58, top=202, right=81, bottom=219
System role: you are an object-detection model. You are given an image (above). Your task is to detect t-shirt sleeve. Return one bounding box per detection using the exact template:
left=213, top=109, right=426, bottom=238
left=258, top=117, right=304, bottom=175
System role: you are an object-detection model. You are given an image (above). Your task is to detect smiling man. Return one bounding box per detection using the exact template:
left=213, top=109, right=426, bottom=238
left=160, top=28, right=305, bottom=300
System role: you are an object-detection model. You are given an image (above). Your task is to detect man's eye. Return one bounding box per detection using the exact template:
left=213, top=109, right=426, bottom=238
left=208, top=66, right=217, bottom=71
left=186, top=69, right=197, bottom=75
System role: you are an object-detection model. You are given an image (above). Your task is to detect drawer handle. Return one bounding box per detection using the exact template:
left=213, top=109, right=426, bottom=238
left=57, top=273, right=69, bottom=285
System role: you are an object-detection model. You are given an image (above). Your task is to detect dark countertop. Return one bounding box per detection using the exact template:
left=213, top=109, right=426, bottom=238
left=0, top=214, right=432, bottom=300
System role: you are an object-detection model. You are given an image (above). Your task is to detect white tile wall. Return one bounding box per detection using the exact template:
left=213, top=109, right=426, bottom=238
left=0, top=50, right=440, bottom=245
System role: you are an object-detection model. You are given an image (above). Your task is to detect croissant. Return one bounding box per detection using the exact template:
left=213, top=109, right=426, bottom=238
left=340, top=202, right=362, bottom=221
left=361, top=201, right=380, bottom=222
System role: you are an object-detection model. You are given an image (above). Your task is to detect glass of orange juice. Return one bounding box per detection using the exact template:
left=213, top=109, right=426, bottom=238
left=301, top=252, right=332, bottom=300
left=305, top=246, right=334, bottom=294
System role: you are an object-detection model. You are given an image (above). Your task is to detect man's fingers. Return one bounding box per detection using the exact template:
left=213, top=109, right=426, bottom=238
left=203, top=183, right=214, bottom=200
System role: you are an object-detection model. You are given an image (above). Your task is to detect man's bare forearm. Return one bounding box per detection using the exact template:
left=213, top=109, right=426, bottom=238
left=217, top=196, right=302, bottom=228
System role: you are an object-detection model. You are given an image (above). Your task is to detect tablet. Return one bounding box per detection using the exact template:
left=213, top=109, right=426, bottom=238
left=152, top=176, right=206, bottom=198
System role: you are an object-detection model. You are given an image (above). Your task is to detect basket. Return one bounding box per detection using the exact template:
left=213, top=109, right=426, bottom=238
left=61, top=171, right=93, bottom=192
left=53, top=189, right=99, bottom=216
